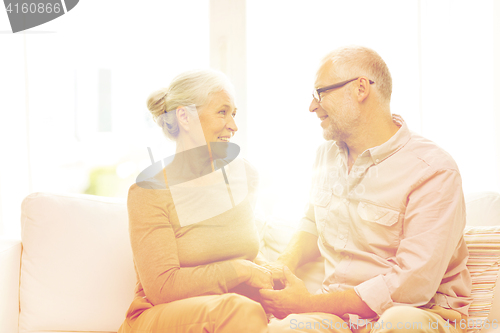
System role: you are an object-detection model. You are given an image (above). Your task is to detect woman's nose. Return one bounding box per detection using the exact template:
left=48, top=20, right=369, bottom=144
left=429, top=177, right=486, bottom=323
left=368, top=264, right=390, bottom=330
left=227, top=115, right=238, bottom=132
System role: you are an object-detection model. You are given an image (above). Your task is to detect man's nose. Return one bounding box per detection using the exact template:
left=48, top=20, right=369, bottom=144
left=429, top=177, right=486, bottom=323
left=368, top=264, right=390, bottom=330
left=309, top=98, right=320, bottom=113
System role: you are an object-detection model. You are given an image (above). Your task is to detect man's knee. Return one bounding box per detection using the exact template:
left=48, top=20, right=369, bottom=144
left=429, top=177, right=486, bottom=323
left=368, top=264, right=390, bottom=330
left=374, top=306, right=447, bottom=333
left=380, top=306, right=428, bottom=324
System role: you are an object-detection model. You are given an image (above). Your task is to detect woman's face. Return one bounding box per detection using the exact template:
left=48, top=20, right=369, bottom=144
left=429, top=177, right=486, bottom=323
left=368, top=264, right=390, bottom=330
left=198, top=90, right=238, bottom=144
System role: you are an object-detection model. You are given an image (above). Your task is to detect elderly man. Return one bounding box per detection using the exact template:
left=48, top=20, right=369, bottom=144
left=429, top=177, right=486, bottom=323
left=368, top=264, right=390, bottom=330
left=260, top=46, right=471, bottom=333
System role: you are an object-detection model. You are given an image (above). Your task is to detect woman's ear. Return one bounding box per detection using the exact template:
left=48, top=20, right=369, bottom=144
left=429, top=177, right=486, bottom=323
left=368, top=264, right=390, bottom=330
left=176, top=106, right=190, bottom=132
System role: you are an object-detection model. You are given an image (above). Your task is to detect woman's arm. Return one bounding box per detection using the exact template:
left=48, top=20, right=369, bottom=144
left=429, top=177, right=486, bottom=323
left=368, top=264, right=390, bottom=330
left=128, top=183, right=271, bottom=306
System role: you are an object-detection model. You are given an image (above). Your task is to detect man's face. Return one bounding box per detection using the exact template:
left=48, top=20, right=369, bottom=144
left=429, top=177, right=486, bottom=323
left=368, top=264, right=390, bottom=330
left=310, top=65, right=360, bottom=141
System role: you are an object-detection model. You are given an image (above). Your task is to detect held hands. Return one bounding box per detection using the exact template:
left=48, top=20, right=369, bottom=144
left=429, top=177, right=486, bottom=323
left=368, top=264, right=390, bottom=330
left=260, top=261, right=287, bottom=289
left=237, top=259, right=274, bottom=290
left=259, top=266, right=312, bottom=319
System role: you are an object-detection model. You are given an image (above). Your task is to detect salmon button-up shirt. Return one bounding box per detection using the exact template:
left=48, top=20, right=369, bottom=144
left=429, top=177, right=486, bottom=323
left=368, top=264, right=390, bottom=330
left=298, top=115, right=472, bottom=317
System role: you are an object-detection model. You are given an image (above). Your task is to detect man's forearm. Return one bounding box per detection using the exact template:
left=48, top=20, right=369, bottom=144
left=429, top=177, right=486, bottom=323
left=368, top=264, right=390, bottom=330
left=305, top=289, right=376, bottom=319
left=259, top=271, right=376, bottom=320
left=277, top=231, right=320, bottom=272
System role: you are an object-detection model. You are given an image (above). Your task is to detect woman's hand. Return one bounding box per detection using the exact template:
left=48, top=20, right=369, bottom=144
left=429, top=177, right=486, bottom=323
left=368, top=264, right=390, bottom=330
left=261, top=261, right=286, bottom=279
left=259, top=266, right=311, bottom=319
left=260, top=261, right=289, bottom=289
left=234, top=259, right=274, bottom=290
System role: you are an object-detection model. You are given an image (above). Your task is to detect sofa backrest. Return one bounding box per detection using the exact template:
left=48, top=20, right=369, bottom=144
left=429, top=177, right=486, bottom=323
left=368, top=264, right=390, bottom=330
left=20, top=192, right=135, bottom=333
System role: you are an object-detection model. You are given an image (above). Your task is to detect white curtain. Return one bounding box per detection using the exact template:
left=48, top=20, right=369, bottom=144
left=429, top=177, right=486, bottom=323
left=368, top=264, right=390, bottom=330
left=0, top=35, right=31, bottom=238
left=419, top=0, right=499, bottom=194
left=246, top=0, right=500, bottom=223
left=1, top=0, right=499, bottom=238
left=0, top=1, right=210, bottom=239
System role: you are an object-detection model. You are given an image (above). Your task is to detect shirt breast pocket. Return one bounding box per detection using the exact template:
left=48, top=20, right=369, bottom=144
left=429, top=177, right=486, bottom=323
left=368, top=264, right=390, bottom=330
left=311, top=188, right=333, bottom=243
left=356, top=201, right=402, bottom=256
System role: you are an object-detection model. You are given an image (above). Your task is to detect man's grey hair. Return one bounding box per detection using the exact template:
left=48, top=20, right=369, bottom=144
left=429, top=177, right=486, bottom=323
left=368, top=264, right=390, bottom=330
left=320, top=45, right=392, bottom=103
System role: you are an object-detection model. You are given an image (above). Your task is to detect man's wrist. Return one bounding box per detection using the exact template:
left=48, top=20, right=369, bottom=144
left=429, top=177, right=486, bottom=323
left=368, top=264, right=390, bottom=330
left=276, top=255, right=297, bottom=272
left=299, top=291, right=316, bottom=313
left=303, top=289, right=376, bottom=319
left=304, top=292, right=341, bottom=316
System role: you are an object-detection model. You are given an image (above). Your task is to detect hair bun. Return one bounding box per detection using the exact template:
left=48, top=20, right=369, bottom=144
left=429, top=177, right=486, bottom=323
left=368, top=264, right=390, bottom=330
left=146, top=88, right=169, bottom=120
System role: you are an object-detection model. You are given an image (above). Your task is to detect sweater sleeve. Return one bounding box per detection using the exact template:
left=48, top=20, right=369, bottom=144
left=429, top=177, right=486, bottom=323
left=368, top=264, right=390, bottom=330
left=127, top=183, right=241, bottom=306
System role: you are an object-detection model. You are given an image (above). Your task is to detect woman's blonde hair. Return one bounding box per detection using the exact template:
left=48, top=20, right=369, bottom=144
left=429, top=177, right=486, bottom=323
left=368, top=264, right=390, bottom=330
left=146, top=69, right=235, bottom=141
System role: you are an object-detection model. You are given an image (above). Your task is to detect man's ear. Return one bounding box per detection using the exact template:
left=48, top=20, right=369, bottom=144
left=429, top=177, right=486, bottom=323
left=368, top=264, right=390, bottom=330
left=356, top=77, right=371, bottom=103
left=176, top=106, right=189, bottom=132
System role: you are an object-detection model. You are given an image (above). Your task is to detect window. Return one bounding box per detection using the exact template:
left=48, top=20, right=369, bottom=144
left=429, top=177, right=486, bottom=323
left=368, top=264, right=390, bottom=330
left=1, top=0, right=499, bottom=237
left=247, top=0, right=420, bottom=221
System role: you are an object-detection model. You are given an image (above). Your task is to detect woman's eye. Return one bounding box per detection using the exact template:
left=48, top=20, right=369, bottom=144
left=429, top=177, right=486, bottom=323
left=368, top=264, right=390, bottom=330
left=218, top=110, right=226, bottom=115
left=232, top=113, right=237, bottom=118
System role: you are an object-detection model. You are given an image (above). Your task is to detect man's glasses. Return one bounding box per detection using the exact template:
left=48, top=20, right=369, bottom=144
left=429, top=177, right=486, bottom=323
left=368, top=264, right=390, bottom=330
left=312, top=77, right=375, bottom=103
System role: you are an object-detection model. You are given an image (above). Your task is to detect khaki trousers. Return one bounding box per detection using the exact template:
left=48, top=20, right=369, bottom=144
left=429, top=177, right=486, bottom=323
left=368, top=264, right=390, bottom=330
left=117, top=293, right=269, bottom=333
left=268, top=306, right=464, bottom=333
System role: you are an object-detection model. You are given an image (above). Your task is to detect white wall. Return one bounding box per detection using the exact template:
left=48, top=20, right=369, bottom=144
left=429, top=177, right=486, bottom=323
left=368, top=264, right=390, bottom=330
left=1, top=0, right=499, bottom=237
left=419, top=0, right=499, bottom=195
left=0, top=32, right=31, bottom=238
left=245, top=0, right=500, bottom=222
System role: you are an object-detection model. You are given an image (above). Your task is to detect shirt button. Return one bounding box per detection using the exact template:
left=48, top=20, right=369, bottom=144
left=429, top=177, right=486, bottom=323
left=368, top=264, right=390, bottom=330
left=339, top=234, right=345, bottom=240
left=376, top=159, right=380, bottom=163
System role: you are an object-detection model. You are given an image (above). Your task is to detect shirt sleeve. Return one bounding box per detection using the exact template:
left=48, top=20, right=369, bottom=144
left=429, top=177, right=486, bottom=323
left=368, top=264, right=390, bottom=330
left=354, top=168, right=467, bottom=315
left=127, top=183, right=241, bottom=306
left=297, top=145, right=326, bottom=237
left=298, top=202, right=319, bottom=236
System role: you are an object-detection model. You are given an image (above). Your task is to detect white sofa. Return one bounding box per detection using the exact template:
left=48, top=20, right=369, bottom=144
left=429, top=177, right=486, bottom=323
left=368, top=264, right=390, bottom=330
left=0, top=191, right=499, bottom=333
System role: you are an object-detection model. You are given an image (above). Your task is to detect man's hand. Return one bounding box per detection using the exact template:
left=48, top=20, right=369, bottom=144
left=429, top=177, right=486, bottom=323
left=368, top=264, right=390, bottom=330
left=260, top=261, right=287, bottom=289
left=259, top=266, right=312, bottom=319
left=245, top=261, right=274, bottom=290
left=233, top=259, right=274, bottom=289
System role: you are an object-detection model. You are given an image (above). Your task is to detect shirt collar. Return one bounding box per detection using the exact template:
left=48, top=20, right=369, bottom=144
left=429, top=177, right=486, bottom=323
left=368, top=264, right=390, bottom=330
left=368, top=114, right=411, bottom=165
left=333, top=140, right=349, bottom=166
left=333, top=114, right=411, bottom=166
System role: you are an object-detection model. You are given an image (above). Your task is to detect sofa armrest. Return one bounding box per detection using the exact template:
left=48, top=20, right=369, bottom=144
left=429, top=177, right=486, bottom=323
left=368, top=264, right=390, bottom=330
left=0, top=238, right=21, bottom=333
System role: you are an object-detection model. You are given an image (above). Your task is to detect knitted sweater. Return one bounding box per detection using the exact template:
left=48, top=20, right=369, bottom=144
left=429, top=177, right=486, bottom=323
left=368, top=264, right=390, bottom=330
left=123, top=158, right=260, bottom=322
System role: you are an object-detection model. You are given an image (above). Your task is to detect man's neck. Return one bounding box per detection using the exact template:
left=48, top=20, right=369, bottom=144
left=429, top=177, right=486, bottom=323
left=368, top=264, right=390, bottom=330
left=345, top=113, right=400, bottom=171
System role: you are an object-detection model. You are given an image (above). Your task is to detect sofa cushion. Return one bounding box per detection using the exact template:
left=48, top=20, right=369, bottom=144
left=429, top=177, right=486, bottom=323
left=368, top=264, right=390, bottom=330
left=465, top=192, right=500, bottom=227
left=20, top=192, right=135, bottom=333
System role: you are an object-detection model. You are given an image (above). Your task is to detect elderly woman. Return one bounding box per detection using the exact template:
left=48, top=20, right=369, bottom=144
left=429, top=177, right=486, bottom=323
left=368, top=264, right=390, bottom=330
left=117, top=69, right=272, bottom=333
